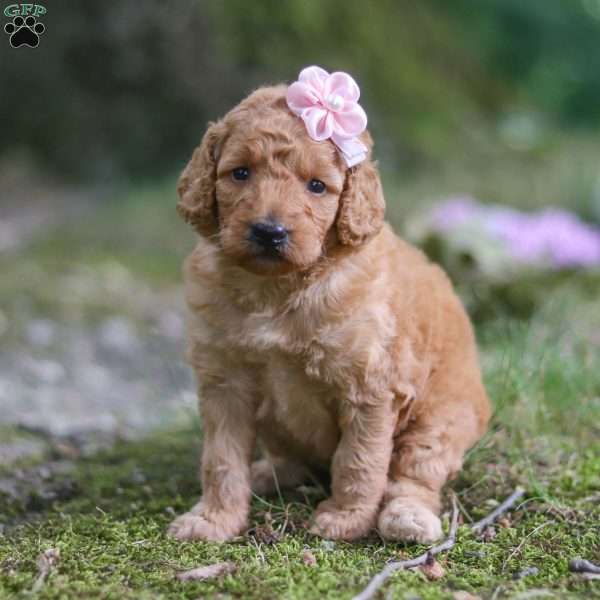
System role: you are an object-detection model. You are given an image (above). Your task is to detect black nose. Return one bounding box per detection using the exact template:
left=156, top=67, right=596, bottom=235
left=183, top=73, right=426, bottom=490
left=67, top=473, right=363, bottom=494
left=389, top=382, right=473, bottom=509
left=249, top=221, right=289, bottom=249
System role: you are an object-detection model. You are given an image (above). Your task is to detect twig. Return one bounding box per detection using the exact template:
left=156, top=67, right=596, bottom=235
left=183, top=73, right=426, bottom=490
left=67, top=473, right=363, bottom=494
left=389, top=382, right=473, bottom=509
left=471, top=487, right=525, bottom=533
left=352, top=492, right=459, bottom=600
left=353, top=487, right=525, bottom=600
left=569, top=558, right=600, bottom=575
left=501, top=520, right=553, bottom=571
left=513, top=566, right=539, bottom=580
left=454, top=494, right=474, bottom=524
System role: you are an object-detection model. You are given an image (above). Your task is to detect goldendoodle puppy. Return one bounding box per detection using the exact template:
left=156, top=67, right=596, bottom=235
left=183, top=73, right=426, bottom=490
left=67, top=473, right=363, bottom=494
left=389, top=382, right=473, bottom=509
left=168, top=72, right=490, bottom=544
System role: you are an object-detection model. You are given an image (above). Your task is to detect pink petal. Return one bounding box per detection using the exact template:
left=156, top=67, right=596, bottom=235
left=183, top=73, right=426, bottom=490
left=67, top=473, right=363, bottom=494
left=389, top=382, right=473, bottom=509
left=298, top=66, right=329, bottom=97
left=302, top=107, right=334, bottom=141
left=331, top=104, right=367, bottom=139
left=286, top=81, right=320, bottom=114
left=323, top=72, right=360, bottom=103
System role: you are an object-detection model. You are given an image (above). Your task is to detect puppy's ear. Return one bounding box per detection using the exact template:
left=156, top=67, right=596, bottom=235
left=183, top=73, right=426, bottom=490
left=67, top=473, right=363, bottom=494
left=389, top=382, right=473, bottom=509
left=336, top=157, right=386, bottom=246
left=177, top=121, right=226, bottom=236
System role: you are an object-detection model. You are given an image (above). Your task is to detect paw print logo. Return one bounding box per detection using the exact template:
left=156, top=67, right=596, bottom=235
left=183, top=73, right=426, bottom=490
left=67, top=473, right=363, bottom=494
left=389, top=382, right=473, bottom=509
left=4, top=15, right=45, bottom=48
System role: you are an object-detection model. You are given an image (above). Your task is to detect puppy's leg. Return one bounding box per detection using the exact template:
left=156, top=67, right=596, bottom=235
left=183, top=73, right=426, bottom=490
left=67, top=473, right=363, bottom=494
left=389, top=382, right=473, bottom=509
left=168, top=385, right=256, bottom=542
left=251, top=456, right=310, bottom=496
left=378, top=375, right=489, bottom=543
left=310, top=401, right=396, bottom=540
left=377, top=453, right=447, bottom=544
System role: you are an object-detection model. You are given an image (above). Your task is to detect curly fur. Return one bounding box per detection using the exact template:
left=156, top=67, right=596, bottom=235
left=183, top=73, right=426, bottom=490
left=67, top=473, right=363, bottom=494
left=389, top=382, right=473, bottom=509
left=168, top=85, right=491, bottom=543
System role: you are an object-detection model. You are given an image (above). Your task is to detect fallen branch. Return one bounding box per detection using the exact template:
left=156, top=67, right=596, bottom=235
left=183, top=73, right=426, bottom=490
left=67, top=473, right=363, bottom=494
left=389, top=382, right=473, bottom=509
left=471, top=487, right=525, bottom=534
left=353, top=487, right=525, bottom=600
left=569, top=558, right=600, bottom=575
left=353, top=493, right=459, bottom=600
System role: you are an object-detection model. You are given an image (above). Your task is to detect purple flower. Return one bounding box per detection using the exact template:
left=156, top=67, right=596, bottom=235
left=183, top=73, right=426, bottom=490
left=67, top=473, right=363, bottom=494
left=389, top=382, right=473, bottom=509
left=430, top=199, right=600, bottom=270
left=431, top=196, right=480, bottom=231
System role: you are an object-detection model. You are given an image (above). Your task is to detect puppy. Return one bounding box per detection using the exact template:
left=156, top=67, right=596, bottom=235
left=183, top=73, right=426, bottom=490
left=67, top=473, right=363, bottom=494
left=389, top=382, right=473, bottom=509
left=168, top=82, right=490, bottom=543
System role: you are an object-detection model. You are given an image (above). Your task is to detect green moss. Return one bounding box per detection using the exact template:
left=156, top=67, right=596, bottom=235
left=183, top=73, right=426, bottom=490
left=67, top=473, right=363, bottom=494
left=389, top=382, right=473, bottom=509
left=1, top=425, right=598, bottom=599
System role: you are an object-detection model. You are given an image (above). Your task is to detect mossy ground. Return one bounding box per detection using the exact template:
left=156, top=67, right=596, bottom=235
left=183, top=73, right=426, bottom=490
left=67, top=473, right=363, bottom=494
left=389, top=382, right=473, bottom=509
left=1, top=177, right=599, bottom=599
left=1, top=424, right=599, bottom=599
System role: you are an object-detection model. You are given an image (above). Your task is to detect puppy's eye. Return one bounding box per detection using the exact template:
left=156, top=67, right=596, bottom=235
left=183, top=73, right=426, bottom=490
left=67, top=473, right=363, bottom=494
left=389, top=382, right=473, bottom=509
left=232, top=167, right=250, bottom=181
left=308, top=179, right=327, bottom=195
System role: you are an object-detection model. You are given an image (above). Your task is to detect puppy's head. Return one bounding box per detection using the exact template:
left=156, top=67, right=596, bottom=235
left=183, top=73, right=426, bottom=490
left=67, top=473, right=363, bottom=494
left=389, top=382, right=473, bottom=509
left=177, top=85, right=385, bottom=275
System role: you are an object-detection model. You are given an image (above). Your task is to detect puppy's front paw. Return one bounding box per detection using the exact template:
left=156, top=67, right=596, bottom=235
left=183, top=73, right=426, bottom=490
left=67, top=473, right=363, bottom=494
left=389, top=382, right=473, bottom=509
left=309, top=500, right=376, bottom=540
left=168, top=504, right=244, bottom=542
left=378, top=498, right=442, bottom=543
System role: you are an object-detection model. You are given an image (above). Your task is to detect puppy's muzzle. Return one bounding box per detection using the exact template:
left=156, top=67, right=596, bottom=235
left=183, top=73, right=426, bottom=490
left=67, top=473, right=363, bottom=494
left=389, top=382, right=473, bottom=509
left=249, top=221, right=289, bottom=252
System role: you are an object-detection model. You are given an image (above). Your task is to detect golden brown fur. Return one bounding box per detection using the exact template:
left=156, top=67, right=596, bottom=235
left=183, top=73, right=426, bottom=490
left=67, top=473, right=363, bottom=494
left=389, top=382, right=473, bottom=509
left=169, top=85, right=491, bottom=543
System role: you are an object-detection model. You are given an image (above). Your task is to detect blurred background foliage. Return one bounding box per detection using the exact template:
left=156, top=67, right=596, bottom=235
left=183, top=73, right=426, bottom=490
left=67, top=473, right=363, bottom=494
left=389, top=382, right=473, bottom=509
left=0, top=0, right=599, bottom=319
left=1, top=0, right=599, bottom=326
left=1, top=0, right=600, bottom=190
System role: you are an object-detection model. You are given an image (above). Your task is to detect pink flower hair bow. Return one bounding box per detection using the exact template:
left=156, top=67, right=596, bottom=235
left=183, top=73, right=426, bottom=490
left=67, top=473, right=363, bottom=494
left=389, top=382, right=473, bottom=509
left=286, top=66, right=368, bottom=168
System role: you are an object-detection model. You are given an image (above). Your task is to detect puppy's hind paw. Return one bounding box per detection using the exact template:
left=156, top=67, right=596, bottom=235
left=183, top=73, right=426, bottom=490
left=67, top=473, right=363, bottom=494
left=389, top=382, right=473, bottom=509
left=378, top=498, right=442, bottom=543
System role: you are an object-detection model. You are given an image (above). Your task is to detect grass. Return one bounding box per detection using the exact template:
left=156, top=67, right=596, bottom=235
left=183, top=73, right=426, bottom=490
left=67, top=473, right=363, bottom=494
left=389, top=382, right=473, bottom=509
left=18, top=178, right=192, bottom=287
left=1, top=175, right=600, bottom=599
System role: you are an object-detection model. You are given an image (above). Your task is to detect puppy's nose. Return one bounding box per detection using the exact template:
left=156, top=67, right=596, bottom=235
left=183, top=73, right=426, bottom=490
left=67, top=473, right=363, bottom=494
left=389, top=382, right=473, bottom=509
left=249, top=221, right=289, bottom=249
